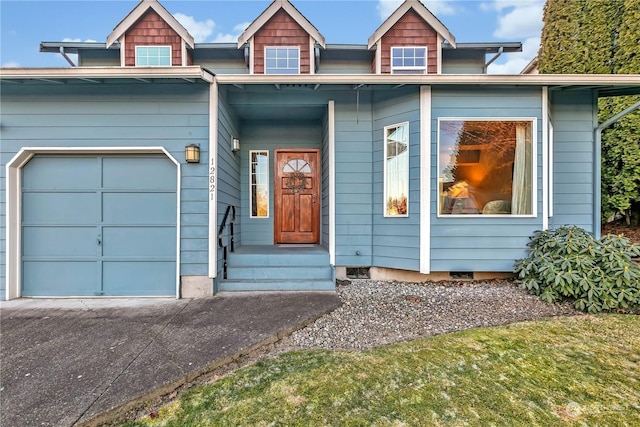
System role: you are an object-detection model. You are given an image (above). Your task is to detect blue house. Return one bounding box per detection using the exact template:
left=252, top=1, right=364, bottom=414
left=1, top=0, right=639, bottom=299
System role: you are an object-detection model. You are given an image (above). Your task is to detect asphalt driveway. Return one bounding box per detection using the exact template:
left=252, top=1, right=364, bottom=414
left=0, top=292, right=340, bottom=426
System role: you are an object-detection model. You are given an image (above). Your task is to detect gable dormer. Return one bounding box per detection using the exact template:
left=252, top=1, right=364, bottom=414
left=106, top=0, right=194, bottom=67
left=237, top=0, right=325, bottom=75
left=368, top=0, right=456, bottom=75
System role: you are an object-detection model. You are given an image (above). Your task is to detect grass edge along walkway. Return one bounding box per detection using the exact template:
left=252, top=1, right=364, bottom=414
left=127, top=314, right=640, bottom=427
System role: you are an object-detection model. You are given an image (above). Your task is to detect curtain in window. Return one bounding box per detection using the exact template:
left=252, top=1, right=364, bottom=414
left=511, top=124, right=532, bottom=214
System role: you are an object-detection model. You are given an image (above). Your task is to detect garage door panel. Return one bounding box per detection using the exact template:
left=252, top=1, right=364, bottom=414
left=22, top=156, right=96, bottom=190
left=102, top=227, right=175, bottom=257
left=102, top=193, right=176, bottom=224
left=23, top=192, right=97, bottom=224
left=22, top=261, right=98, bottom=296
left=22, top=154, right=177, bottom=297
left=23, top=226, right=97, bottom=257
left=102, top=262, right=175, bottom=296
left=102, top=156, right=176, bottom=190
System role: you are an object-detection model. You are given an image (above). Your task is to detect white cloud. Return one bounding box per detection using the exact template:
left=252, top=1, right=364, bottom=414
left=174, top=13, right=215, bottom=43
left=423, top=0, right=456, bottom=16
left=376, top=0, right=403, bottom=20
left=488, top=36, right=540, bottom=74
left=62, top=38, right=97, bottom=43
left=211, top=22, right=250, bottom=43
left=483, top=1, right=544, bottom=74
left=2, top=61, right=20, bottom=68
left=488, top=0, right=544, bottom=39
left=376, top=0, right=456, bottom=20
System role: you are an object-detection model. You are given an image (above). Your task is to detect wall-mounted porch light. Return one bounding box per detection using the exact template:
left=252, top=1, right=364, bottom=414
left=232, top=138, right=241, bottom=153
left=185, top=144, right=200, bottom=163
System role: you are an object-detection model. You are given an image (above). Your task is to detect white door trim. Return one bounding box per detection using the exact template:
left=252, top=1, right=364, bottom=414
left=5, top=147, right=181, bottom=300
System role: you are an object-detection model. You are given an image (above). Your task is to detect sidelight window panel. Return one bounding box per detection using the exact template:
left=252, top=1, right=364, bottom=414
left=384, top=122, right=410, bottom=217
left=250, top=151, right=269, bottom=218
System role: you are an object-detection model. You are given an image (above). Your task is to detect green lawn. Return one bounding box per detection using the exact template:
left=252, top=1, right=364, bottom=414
left=126, top=314, right=640, bottom=426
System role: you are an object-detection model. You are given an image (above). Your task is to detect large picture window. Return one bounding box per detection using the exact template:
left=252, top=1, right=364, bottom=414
left=265, top=47, right=300, bottom=74
left=391, top=47, right=427, bottom=74
left=384, top=122, right=409, bottom=217
left=438, top=119, right=534, bottom=216
left=250, top=151, right=269, bottom=218
left=135, top=46, right=171, bottom=66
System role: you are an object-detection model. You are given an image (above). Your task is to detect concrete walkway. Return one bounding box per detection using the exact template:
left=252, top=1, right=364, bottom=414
left=0, top=292, right=340, bottom=426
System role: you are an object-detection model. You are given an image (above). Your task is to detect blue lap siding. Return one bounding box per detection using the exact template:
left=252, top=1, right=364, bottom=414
left=0, top=82, right=211, bottom=298
left=430, top=87, right=544, bottom=272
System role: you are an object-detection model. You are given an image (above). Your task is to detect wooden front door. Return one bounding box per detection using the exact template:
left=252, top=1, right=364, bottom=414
left=274, top=149, right=320, bottom=244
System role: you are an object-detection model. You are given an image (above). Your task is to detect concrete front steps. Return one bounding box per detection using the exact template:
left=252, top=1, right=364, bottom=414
left=218, top=245, right=335, bottom=291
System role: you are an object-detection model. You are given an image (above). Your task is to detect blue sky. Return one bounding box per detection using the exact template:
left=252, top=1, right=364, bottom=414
left=0, top=0, right=544, bottom=73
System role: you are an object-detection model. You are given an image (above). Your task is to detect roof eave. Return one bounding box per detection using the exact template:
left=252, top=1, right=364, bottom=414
left=212, top=73, right=640, bottom=88
left=0, top=66, right=214, bottom=83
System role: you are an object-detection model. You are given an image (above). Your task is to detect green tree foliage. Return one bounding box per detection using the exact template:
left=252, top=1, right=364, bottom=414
left=538, top=0, right=640, bottom=224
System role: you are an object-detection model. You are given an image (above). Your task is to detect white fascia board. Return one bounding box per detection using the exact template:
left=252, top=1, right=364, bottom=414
left=0, top=66, right=214, bottom=82
left=107, top=0, right=194, bottom=48
left=213, top=73, right=640, bottom=87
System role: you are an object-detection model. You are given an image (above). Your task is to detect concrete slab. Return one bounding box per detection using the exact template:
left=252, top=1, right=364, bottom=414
left=0, top=292, right=340, bottom=427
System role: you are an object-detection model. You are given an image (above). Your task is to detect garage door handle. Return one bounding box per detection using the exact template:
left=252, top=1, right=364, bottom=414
left=97, top=238, right=102, bottom=245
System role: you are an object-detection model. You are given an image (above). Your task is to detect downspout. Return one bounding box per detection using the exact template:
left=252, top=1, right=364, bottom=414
left=594, top=98, right=640, bottom=238
left=59, top=47, right=77, bottom=67
left=483, top=46, right=503, bottom=73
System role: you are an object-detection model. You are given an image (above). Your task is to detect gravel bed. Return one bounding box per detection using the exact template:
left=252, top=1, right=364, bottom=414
left=279, top=279, right=581, bottom=351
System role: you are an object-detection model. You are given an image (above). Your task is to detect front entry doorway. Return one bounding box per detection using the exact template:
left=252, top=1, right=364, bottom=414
left=274, top=149, right=320, bottom=244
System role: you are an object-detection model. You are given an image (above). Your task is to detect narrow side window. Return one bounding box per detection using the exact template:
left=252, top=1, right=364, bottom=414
left=384, top=122, right=410, bottom=217
left=250, top=150, right=269, bottom=218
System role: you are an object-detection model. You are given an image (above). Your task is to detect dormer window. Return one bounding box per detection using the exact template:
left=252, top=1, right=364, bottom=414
left=391, top=47, right=427, bottom=74
left=136, top=46, right=172, bottom=66
left=265, top=47, right=300, bottom=74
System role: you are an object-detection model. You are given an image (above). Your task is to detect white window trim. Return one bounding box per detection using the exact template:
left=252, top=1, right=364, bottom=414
left=135, top=45, right=172, bottom=67
left=249, top=150, right=270, bottom=219
left=391, top=46, right=428, bottom=74
left=436, top=117, right=538, bottom=218
left=264, top=46, right=300, bottom=75
left=383, top=121, right=410, bottom=218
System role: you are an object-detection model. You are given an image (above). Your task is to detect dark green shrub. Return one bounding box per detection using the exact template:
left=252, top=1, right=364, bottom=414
left=514, top=225, right=640, bottom=313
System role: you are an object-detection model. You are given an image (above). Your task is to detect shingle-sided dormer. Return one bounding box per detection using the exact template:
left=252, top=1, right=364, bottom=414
left=106, top=0, right=194, bottom=67
left=368, top=0, right=456, bottom=75
left=237, top=0, right=325, bottom=75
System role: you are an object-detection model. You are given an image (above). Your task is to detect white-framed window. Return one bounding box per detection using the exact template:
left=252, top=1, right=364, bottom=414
left=136, top=46, right=171, bottom=66
left=265, top=47, right=300, bottom=74
left=391, top=47, right=427, bottom=74
left=384, top=122, right=410, bottom=217
left=438, top=118, right=536, bottom=216
left=250, top=150, right=269, bottom=218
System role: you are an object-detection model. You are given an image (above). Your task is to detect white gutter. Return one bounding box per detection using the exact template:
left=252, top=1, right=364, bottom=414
left=213, top=73, right=640, bottom=86
left=0, top=66, right=214, bottom=82
left=594, top=99, right=640, bottom=238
